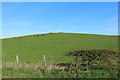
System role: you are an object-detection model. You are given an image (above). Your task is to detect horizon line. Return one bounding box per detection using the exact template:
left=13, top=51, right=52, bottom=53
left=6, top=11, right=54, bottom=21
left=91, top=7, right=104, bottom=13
left=1, top=32, right=119, bottom=39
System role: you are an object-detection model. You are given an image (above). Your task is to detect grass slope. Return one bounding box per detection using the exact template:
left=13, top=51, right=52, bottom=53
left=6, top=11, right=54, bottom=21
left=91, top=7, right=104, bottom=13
left=2, top=33, right=118, bottom=64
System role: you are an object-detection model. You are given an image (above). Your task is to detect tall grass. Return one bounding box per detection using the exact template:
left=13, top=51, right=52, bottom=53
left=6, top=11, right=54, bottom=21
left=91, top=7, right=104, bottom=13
left=3, top=63, right=118, bottom=78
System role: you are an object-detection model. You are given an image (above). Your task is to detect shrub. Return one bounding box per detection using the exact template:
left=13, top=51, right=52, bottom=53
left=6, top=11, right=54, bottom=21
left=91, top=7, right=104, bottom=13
left=65, top=49, right=118, bottom=71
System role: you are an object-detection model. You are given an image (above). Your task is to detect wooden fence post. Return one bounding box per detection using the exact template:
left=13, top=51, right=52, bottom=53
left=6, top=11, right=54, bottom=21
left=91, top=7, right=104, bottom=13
left=43, top=55, right=46, bottom=66
left=16, top=55, right=19, bottom=64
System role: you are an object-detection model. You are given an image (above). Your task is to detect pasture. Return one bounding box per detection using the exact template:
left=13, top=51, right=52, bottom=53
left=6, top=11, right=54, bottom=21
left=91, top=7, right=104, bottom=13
left=2, top=33, right=119, bottom=78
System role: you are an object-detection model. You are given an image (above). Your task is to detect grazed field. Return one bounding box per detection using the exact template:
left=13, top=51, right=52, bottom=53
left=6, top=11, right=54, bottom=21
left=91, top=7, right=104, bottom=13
left=2, top=33, right=118, bottom=63
left=2, top=33, right=119, bottom=78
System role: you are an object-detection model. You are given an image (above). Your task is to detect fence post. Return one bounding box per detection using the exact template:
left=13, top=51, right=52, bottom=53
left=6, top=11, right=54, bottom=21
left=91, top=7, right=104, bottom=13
left=43, top=55, right=46, bottom=66
left=16, top=55, right=19, bottom=64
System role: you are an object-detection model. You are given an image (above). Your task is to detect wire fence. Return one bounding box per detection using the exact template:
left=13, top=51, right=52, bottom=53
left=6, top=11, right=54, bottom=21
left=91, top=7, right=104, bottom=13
left=2, top=54, right=119, bottom=70
left=2, top=55, right=73, bottom=67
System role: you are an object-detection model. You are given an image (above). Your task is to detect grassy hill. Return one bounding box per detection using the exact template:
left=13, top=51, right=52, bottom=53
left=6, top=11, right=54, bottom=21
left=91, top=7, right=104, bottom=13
left=2, top=33, right=118, bottom=64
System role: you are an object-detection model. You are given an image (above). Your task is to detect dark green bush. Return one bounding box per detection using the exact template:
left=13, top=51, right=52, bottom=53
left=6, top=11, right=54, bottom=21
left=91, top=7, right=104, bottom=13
left=65, top=49, right=118, bottom=71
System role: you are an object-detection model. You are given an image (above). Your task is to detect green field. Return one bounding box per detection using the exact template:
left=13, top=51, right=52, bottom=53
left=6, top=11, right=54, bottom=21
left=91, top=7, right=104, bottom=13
left=2, top=33, right=119, bottom=78
left=2, top=33, right=118, bottom=63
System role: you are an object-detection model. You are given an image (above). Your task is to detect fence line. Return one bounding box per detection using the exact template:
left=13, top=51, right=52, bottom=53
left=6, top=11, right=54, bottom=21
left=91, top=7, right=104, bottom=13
left=2, top=55, right=73, bottom=66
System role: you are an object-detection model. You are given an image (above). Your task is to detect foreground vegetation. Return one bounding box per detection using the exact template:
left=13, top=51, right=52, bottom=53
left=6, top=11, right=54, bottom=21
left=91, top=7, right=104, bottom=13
left=3, top=49, right=119, bottom=78
left=3, top=66, right=118, bottom=78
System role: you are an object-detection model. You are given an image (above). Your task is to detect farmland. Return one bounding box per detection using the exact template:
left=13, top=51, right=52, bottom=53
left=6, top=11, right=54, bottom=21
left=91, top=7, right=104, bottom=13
left=2, top=33, right=119, bottom=78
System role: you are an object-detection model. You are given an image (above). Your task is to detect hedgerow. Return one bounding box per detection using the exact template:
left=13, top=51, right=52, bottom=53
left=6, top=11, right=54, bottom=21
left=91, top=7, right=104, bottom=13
left=64, top=49, right=119, bottom=78
left=65, top=49, right=118, bottom=70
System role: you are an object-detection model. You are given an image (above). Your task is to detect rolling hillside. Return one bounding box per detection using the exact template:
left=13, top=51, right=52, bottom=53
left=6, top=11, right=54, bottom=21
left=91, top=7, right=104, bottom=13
left=2, top=33, right=118, bottom=64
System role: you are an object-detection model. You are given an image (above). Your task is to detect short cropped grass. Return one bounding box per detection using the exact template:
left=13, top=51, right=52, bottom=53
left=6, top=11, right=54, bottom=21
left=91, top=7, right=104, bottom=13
left=2, top=33, right=118, bottom=63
